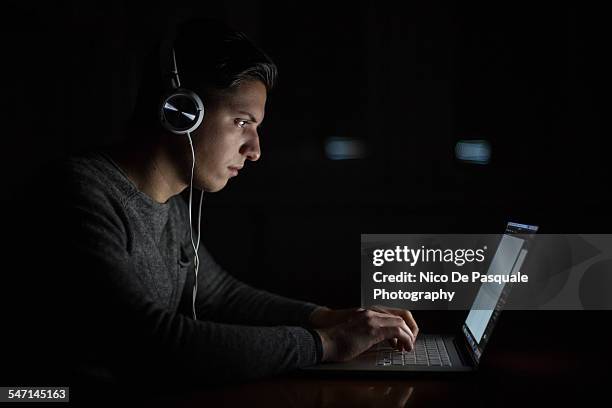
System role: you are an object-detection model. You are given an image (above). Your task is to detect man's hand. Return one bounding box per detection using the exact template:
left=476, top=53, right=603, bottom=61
left=309, top=305, right=419, bottom=351
left=368, top=305, right=419, bottom=349
left=312, top=308, right=418, bottom=363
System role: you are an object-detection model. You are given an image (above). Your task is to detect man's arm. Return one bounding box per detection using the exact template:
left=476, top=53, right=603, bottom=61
left=175, top=197, right=324, bottom=328
left=190, top=243, right=322, bottom=327
left=52, top=183, right=320, bottom=385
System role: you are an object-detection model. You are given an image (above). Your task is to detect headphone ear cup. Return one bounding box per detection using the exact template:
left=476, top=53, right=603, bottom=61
left=160, top=88, right=205, bottom=134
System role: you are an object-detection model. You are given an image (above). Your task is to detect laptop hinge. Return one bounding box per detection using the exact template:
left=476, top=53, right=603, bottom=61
left=454, top=334, right=477, bottom=368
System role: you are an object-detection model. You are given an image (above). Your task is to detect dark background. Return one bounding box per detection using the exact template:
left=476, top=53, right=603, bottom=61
left=2, top=0, right=611, bottom=390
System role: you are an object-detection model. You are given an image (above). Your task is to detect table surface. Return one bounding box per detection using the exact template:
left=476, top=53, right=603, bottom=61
left=129, top=346, right=608, bottom=408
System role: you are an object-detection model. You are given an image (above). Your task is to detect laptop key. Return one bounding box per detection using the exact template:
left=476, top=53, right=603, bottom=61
left=378, top=336, right=452, bottom=367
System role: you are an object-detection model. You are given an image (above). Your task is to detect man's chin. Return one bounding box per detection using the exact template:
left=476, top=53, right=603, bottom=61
left=199, top=178, right=227, bottom=193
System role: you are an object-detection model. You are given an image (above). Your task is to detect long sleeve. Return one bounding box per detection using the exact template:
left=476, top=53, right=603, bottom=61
left=188, top=243, right=321, bottom=327
left=42, top=168, right=321, bottom=387
left=173, top=194, right=323, bottom=327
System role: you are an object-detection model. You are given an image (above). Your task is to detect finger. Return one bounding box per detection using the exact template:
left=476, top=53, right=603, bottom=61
left=362, top=310, right=415, bottom=348
left=362, top=308, right=401, bottom=321
left=379, top=324, right=414, bottom=352
left=370, top=305, right=390, bottom=315
left=394, top=318, right=416, bottom=351
left=374, top=315, right=415, bottom=350
left=374, top=306, right=419, bottom=340
left=394, top=317, right=415, bottom=351
left=360, top=309, right=392, bottom=326
left=377, top=315, right=415, bottom=343
left=399, top=310, right=419, bottom=339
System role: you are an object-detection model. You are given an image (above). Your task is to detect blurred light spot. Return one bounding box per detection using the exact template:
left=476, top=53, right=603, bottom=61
left=324, top=137, right=366, bottom=160
left=455, top=140, right=491, bottom=164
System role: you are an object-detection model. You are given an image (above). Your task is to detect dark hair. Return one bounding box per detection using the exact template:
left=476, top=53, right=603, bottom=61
left=129, top=18, right=277, bottom=129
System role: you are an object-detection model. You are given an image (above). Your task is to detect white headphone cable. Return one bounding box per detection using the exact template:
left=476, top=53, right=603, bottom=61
left=186, top=131, right=204, bottom=320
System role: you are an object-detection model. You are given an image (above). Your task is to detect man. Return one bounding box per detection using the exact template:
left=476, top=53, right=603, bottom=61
left=10, top=18, right=418, bottom=390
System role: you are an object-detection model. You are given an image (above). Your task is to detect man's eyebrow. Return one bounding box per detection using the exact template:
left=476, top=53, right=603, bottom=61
left=237, top=110, right=259, bottom=124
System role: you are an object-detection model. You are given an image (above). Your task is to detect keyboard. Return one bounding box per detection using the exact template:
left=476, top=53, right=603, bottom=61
left=376, top=336, right=452, bottom=367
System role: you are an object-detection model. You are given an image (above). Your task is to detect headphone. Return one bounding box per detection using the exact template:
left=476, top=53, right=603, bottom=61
left=159, top=48, right=205, bottom=134
left=159, top=34, right=205, bottom=321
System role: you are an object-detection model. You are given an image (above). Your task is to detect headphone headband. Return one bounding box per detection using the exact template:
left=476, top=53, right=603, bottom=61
left=158, top=31, right=205, bottom=135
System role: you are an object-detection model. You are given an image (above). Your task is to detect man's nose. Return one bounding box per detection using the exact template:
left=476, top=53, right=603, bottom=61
left=242, top=132, right=261, bottom=162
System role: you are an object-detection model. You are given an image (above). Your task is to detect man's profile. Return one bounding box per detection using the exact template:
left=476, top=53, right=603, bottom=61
left=7, top=17, right=418, bottom=392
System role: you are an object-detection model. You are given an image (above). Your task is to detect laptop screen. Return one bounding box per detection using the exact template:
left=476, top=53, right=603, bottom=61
left=461, top=222, right=539, bottom=364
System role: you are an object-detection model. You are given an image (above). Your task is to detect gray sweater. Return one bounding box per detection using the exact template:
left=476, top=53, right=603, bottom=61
left=41, top=150, right=322, bottom=386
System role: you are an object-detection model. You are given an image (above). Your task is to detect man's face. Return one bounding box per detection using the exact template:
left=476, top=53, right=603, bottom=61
left=190, top=80, right=266, bottom=192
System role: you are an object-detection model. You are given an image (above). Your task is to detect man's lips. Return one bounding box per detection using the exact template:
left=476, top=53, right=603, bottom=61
left=228, top=165, right=243, bottom=176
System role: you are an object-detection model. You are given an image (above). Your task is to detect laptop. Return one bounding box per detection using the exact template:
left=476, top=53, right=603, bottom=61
left=303, top=221, right=538, bottom=373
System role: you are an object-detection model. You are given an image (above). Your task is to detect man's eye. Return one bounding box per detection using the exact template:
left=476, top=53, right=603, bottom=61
left=235, top=119, right=249, bottom=128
